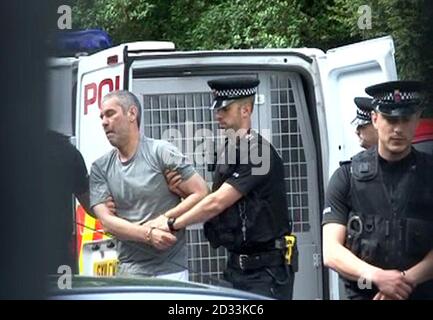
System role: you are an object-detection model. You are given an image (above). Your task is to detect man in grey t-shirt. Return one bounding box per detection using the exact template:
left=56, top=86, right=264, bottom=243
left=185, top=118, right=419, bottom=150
left=90, top=90, right=208, bottom=279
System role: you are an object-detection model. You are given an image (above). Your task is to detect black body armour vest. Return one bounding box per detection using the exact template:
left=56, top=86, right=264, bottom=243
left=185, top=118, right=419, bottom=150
left=204, top=133, right=290, bottom=253
left=346, top=147, right=433, bottom=271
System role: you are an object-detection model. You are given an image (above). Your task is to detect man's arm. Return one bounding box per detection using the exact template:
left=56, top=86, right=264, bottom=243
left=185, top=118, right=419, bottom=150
left=159, top=145, right=270, bottom=230
left=93, top=202, right=177, bottom=251
left=373, top=250, right=433, bottom=300
left=163, top=172, right=209, bottom=219
left=323, top=223, right=383, bottom=280
left=165, top=169, right=188, bottom=198
left=157, top=182, right=242, bottom=231
left=76, top=192, right=116, bottom=218
left=405, top=250, right=433, bottom=287
left=323, top=223, right=413, bottom=299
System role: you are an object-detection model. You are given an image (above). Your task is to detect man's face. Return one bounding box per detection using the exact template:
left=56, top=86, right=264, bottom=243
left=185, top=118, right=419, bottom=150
left=372, top=111, right=420, bottom=158
left=355, top=123, right=378, bottom=149
left=214, top=101, right=243, bottom=131
left=100, top=97, right=131, bottom=148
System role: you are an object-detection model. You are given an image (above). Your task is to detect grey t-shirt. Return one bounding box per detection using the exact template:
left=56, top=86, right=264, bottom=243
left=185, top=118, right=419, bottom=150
left=90, top=136, right=195, bottom=276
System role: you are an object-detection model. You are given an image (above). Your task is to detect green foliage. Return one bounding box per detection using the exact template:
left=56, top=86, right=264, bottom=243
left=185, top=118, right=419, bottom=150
left=72, top=0, right=170, bottom=43
left=327, top=0, right=427, bottom=80
left=326, top=0, right=433, bottom=115
left=186, top=0, right=306, bottom=50
left=71, top=0, right=433, bottom=114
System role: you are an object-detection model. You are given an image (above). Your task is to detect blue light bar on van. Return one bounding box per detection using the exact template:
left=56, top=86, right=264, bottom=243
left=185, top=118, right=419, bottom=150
left=55, top=29, right=112, bottom=54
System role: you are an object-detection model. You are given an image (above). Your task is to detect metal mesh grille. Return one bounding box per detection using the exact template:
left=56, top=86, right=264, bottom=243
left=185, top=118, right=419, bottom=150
left=142, top=92, right=228, bottom=283
left=186, top=227, right=228, bottom=283
left=142, top=93, right=220, bottom=182
left=270, top=75, right=310, bottom=233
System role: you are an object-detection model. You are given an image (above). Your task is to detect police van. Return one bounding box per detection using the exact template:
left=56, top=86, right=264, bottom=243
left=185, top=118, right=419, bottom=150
left=48, top=32, right=398, bottom=299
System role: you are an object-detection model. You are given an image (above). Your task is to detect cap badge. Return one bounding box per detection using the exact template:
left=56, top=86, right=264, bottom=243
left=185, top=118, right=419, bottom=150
left=393, top=90, right=401, bottom=103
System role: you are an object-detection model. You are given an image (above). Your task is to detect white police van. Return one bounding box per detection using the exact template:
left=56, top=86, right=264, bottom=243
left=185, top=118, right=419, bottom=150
left=47, top=33, right=397, bottom=299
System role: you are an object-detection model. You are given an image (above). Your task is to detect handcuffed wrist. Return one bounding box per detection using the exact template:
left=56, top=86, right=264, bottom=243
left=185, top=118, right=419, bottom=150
left=146, top=226, right=156, bottom=242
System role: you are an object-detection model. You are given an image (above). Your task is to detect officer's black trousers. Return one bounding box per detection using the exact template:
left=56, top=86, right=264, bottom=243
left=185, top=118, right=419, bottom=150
left=224, top=264, right=294, bottom=299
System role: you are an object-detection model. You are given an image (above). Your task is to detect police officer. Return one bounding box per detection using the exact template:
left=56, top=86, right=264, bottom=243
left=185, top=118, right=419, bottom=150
left=45, top=130, right=91, bottom=274
left=322, top=81, right=433, bottom=300
left=46, top=130, right=117, bottom=274
left=155, top=77, right=296, bottom=299
left=352, top=97, right=378, bottom=149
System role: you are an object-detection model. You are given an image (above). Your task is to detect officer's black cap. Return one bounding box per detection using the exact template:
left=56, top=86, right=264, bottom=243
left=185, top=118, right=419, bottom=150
left=207, top=77, right=260, bottom=110
left=351, top=97, right=373, bottom=127
left=365, top=80, right=423, bottom=117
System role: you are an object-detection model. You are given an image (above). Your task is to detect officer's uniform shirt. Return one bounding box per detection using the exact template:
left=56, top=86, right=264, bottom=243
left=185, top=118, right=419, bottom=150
left=214, top=133, right=281, bottom=197
left=212, top=131, right=291, bottom=249
left=210, top=131, right=294, bottom=299
left=322, top=161, right=352, bottom=226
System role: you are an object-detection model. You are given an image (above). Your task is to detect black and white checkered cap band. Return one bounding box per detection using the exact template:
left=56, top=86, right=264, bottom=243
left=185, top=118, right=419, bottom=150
left=351, top=108, right=371, bottom=126
left=357, top=108, right=371, bottom=121
left=375, top=91, right=420, bottom=102
left=213, top=87, right=257, bottom=98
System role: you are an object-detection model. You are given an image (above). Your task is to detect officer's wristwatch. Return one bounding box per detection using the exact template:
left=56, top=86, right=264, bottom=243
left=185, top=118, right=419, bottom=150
left=167, top=217, right=177, bottom=232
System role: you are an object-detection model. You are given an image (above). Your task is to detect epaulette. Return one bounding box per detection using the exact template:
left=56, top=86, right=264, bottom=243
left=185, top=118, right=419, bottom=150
left=339, top=160, right=352, bottom=166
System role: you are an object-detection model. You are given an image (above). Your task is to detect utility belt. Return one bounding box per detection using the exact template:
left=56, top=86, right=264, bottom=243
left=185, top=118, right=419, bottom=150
left=229, top=235, right=298, bottom=272
left=229, top=250, right=285, bottom=271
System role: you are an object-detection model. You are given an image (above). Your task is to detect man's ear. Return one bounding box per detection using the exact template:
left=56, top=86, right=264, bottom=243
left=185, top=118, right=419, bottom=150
left=241, top=102, right=252, bottom=116
left=128, top=106, right=138, bottom=123
left=371, top=111, right=379, bottom=129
